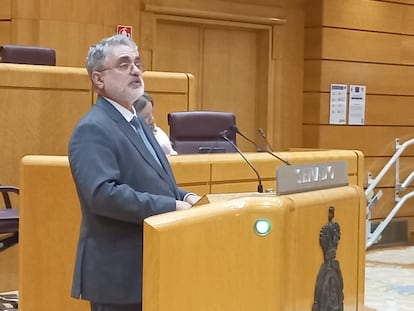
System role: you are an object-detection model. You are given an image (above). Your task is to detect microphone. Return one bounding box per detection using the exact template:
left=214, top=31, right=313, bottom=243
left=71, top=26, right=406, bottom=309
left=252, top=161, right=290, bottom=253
left=230, top=125, right=290, bottom=165
left=220, top=130, right=263, bottom=193
left=258, top=128, right=274, bottom=152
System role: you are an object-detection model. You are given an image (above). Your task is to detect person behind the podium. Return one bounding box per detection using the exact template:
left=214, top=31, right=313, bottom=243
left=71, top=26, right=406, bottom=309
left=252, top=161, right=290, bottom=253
left=68, top=34, right=201, bottom=311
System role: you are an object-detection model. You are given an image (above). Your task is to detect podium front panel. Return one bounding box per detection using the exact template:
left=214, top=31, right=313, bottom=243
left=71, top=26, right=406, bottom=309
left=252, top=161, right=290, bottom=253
left=143, top=185, right=366, bottom=311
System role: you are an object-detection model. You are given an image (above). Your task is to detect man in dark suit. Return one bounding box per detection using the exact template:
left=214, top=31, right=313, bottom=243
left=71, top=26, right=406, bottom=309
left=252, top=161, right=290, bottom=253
left=68, top=34, right=200, bottom=311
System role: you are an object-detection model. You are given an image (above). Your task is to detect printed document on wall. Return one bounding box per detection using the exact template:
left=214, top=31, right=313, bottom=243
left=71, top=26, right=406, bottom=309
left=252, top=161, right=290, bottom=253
left=348, top=85, right=366, bottom=125
left=329, top=84, right=347, bottom=125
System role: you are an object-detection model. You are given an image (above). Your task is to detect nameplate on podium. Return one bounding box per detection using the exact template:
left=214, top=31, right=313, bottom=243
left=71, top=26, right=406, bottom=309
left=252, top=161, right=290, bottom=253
left=276, top=161, right=348, bottom=195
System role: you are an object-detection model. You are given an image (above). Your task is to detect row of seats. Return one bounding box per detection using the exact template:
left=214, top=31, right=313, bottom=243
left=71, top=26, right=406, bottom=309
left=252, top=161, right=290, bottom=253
left=0, top=44, right=56, bottom=66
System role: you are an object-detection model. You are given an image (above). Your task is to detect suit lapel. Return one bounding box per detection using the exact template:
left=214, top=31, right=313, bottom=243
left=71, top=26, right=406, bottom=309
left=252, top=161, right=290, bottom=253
left=96, top=98, right=177, bottom=189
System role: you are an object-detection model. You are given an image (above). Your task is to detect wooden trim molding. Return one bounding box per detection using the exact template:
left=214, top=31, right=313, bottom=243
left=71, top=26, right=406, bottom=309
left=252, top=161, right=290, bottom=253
left=144, top=4, right=286, bottom=26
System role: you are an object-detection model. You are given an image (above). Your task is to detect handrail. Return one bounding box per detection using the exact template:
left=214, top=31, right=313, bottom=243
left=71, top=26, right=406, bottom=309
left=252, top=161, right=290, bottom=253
left=366, top=190, right=414, bottom=248
left=365, top=138, right=414, bottom=198
left=365, top=138, right=414, bottom=248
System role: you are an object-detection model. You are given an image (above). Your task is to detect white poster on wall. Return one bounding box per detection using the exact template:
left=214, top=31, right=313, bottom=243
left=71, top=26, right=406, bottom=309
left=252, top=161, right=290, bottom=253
left=329, top=84, right=348, bottom=125
left=348, top=85, right=366, bottom=125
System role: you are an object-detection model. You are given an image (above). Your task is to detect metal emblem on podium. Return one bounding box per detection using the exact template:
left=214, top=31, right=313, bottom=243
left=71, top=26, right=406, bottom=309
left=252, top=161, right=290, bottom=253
left=312, top=206, right=344, bottom=311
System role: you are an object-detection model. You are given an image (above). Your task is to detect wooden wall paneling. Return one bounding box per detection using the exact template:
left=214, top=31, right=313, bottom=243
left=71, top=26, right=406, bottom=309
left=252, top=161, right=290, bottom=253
left=11, top=0, right=142, bottom=67
left=304, top=27, right=321, bottom=60
left=143, top=71, right=195, bottom=131
left=303, top=92, right=324, bottom=124
left=38, top=0, right=99, bottom=22
left=0, top=0, right=11, bottom=49
left=303, top=125, right=414, bottom=157
left=139, top=10, right=156, bottom=70
left=11, top=19, right=40, bottom=45
left=255, top=29, right=271, bottom=144
left=272, top=8, right=304, bottom=151
left=305, top=60, right=414, bottom=95
left=0, top=22, right=11, bottom=46
left=304, top=93, right=414, bottom=126
left=304, top=0, right=322, bottom=27
left=0, top=0, right=11, bottom=19
left=363, top=94, right=414, bottom=126
left=149, top=93, right=189, bottom=131
left=202, top=26, right=259, bottom=152
left=12, top=0, right=38, bottom=19
left=378, top=0, right=414, bottom=5
left=322, top=0, right=414, bottom=34
left=320, top=28, right=414, bottom=65
left=153, top=20, right=201, bottom=93
left=33, top=0, right=141, bottom=26
left=38, top=21, right=106, bottom=67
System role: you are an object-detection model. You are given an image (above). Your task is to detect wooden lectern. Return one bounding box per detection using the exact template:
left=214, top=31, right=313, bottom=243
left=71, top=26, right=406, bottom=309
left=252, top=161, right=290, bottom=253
left=18, top=153, right=365, bottom=311
left=143, top=185, right=366, bottom=310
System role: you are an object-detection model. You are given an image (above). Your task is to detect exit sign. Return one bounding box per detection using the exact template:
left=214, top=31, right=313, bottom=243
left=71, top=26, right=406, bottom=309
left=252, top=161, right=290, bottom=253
left=116, top=25, right=132, bottom=38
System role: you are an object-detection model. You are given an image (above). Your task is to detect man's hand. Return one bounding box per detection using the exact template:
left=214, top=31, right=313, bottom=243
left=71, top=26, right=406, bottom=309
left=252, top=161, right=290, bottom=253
left=176, top=200, right=192, bottom=210
left=184, top=194, right=202, bottom=206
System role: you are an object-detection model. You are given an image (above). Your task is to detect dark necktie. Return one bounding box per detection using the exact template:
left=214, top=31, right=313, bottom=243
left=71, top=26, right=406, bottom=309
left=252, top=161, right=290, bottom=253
left=130, top=116, right=162, bottom=166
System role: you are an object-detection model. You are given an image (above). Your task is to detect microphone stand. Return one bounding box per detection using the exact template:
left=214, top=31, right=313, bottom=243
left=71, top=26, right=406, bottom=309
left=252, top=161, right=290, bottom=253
left=231, top=126, right=291, bottom=165
left=258, top=128, right=274, bottom=152
left=220, top=131, right=263, bottom=193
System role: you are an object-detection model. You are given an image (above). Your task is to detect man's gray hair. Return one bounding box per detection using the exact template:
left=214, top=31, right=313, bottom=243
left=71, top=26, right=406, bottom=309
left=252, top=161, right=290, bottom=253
left=85, top=34, right=137, bottom=76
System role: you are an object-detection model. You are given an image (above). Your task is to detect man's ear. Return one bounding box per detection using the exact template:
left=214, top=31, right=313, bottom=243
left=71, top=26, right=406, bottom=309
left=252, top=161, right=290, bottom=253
left=91, top=71, right=104, bottom=89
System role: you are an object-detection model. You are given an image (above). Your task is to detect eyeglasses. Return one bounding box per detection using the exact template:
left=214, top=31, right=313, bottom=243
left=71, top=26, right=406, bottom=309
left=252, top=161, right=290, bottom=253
left=99, top=59, right=144, bottom=73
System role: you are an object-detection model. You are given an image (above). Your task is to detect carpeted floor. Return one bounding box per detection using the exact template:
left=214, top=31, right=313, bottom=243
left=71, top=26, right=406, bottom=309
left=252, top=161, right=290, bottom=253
left=365, top=245, right=414, bottom=311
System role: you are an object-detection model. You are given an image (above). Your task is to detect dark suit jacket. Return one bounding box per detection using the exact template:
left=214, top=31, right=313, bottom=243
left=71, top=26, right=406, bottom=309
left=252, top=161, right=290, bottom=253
left=69, top=97, right=188, bottom=304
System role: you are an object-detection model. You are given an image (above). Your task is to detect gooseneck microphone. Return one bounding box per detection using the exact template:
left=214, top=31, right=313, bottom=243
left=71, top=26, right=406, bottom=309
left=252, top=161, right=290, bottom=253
left=258, top=128, right=274, bottom=152
left=230, top=125, right=290, bottom=165
left=220, top=130, right=263, bottom=193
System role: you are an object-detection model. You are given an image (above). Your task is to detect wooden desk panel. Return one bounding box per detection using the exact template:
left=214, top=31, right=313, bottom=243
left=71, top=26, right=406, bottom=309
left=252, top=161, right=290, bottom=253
left=143, top=185, right=366, bottom=311
left=19, top=156, right=89, bottom=311
left=170, top=150, right=364, bottom=193
left=0, top=64, right=91, bottom=187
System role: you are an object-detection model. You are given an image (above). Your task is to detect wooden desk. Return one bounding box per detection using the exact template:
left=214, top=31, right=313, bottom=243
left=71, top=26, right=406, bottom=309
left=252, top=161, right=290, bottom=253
left=18, top=149, right=364, bottom=311
left=169, top=149, right=364, bottom=194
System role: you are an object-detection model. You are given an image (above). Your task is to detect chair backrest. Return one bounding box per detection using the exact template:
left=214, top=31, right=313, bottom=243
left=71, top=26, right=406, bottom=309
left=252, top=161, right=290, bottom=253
left=0, top=185, right=19, bottom=209
left=0, top=45, right=56, bottom=66
left=0, top=185, right=19, bottom=249
left=168, top=111, right=237, bottom=154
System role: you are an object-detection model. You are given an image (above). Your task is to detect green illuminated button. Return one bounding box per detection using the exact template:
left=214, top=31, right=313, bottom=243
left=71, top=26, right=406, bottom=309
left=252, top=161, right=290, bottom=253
left=254, top=218, right=271, bottom=236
